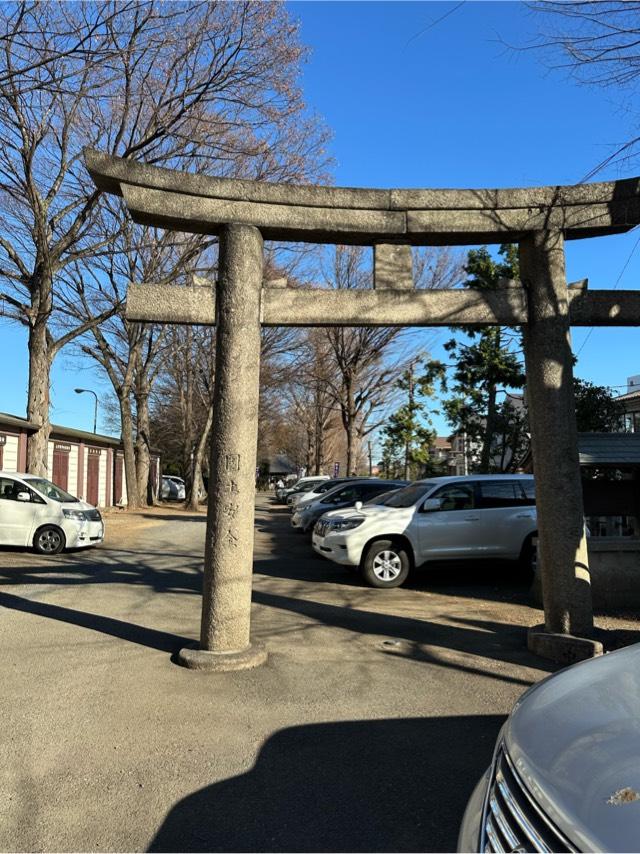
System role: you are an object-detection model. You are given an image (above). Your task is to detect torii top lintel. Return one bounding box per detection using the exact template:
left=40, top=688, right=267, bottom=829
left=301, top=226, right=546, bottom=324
left=85, top=149, right=640, bottom=247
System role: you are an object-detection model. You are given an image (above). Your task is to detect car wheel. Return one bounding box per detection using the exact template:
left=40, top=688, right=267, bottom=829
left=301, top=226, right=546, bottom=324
left=362, top=539, right=410, bottom=588
left=519, top=533, right=537, bottom=580
left=34, top=525, right=66, bottom=555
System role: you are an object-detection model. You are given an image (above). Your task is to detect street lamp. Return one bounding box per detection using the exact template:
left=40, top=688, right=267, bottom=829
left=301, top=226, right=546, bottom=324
left=74, top=388, right=98, bottom=433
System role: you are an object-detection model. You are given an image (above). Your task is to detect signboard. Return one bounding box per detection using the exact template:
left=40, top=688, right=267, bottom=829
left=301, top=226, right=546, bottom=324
left=88, top=447, right=102, bottom=456
left=54, top=442, right=72, bottom=453
left=333, top=461, right=340, bottom=477
left=0, top=434, right=6, bottom=446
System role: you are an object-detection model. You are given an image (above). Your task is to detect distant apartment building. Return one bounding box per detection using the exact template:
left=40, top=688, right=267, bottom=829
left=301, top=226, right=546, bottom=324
left=618, top=374, right=640, bottom=433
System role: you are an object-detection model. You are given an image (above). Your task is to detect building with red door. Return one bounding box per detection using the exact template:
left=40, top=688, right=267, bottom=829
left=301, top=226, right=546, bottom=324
left=0, top=413, right=160, bottom=507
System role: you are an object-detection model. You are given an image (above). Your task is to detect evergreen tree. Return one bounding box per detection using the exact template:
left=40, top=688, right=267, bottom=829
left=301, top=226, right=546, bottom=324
left=381, top=359, right=445, bottom=480
left=443, top=244, right=526, bottom=472
left=574, top=379, right=625, bottom=432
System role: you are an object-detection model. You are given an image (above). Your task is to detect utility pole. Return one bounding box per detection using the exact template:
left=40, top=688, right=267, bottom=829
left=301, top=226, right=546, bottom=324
left=404, top=361, right=416, bottom=481
left=75, top=388, right=98, bottom=433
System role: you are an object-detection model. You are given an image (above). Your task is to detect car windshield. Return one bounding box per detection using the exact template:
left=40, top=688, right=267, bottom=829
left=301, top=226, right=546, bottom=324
left=313, top=480, right=341, bottom=494
left=380, top=482, right=438, bottom=508
left=364, top=487, right=401, bottom=505
left=320, top=485, right=353, bottom=503
left=294, top=481, right=322, bottom=492
left=26, top=477, right=78, bottom=503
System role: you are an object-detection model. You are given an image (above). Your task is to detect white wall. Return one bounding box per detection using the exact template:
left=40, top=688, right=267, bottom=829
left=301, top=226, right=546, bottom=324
left=2, top=435, right=19, bottom=471
left=68, top=446, right=79, bottom=497
left=118, top=454, right=128, bottom=504
left=98, top=451, right=107, bottom=507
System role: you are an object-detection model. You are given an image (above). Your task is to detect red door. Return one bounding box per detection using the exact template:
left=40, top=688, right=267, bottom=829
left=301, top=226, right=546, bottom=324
left=87, top=453, right=100, bottom=506
left=52, top=448, right=69, bottom=490
left=114, top=455, right=123, bottom=504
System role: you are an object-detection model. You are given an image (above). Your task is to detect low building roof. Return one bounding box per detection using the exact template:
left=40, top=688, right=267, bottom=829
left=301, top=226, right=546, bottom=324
left=617, top=387, right=640, bottom=401
left=578, top=432, right=640, bottom=466
left=432, top=437, right=452, bottom=450
left=267, top=454, right=297, bottom=475
left=0, top=412, right=122, bottom=449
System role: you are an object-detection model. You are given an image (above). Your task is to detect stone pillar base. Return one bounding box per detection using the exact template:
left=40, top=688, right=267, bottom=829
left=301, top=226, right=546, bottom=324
left=527, top=624, right=603, bottom=665
left=177, top=642, right=267, bottom=672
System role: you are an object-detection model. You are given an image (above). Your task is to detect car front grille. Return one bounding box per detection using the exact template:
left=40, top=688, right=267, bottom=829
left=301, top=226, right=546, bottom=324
left=481, top=748, right=575, bottom=853
left=315, top=519, right=330, bottom=538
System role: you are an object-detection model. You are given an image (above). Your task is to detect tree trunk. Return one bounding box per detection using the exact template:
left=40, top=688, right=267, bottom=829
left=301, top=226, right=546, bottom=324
left=314, top=400, right=322, bottom=476
left=135, top=385, right=152, bottom=505
left=346, top=419, right=357, bottom=475
left=187, top=402, right=213, bottom=510
left=404, top=364, right=415, bottom=481
left=481, top=386, right=497, bottom=472
left=120, top=396, right=141, bottom=508
left=306, top=428, right=313, bottom=474
left=26, top=311, right=52, bottom=476
left=343, top=377, right=358, bottom=476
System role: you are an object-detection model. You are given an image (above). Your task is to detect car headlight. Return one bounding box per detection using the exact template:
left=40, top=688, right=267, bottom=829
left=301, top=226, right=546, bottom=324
left=330, top=518, right=364, bottom=531
left=62, top=509, right=87, bottom=521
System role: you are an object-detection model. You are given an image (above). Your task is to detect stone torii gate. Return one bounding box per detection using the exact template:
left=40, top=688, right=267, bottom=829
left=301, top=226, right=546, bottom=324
left=86, top=150, right=640, bottom=669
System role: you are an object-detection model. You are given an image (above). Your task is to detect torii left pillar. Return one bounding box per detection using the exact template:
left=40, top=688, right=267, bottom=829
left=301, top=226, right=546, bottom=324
left=178, top=224, right=268, bottom=671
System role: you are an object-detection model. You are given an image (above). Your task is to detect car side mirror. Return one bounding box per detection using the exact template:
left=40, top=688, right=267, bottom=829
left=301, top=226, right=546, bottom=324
left=16, top=491, right=31, bottom=502
left=422, top=497, right=441, bottom=512
left=354, top=501, right=363, bottom=511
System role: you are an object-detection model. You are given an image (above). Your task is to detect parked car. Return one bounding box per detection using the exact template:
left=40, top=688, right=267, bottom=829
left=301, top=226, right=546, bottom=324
left=311, top=475, right=537, bottom=588
left=458, top=641, right=640, bottom=853
left=282, top=476, right=330, bottom=506
left=275, top=480, right=297, bottom=502
left=292, top=479, right=409, bottom=533
left=289, top=476, right=377, bottom=512
left=161, top=475, right=186, bottom=501
left=0, top=471, right=104, bottom=555
left=276, top=476, right=328, bottom=503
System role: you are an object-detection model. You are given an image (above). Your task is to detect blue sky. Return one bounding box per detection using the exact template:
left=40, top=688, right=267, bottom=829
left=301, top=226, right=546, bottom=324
left=1, top=1, right=639, bottom=437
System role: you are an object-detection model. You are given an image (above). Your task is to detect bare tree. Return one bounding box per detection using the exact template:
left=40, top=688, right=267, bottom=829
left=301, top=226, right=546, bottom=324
left=66, top=220, right=206, bottom=507
left=0, top=1, right=330, bottom=475
left=319, top=246, right=464, bottom=474
left=149, top=323, right=215, bottom=509
left=527, top=1, right=640, bottom=176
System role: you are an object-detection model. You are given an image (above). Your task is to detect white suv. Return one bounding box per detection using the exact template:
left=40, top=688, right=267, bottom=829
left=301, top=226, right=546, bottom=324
left=311, top=475, right=537, bottom=588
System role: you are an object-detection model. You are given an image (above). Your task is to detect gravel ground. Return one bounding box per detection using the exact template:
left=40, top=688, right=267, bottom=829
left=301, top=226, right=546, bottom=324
left=0, top=495, right=637, bottom=853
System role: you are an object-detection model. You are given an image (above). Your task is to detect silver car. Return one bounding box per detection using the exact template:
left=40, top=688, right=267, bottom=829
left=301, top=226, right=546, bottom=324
left=161, top=476, right=186, bottom=501
left=291, top=479, right=408, bottom=533
left=312, top=475, right=538, bottom=588
left=459, top=642, right=640, bottom=852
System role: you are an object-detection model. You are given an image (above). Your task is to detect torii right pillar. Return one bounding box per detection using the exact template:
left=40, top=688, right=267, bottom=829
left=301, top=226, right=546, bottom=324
left=520, top=230, right=602, bottom=663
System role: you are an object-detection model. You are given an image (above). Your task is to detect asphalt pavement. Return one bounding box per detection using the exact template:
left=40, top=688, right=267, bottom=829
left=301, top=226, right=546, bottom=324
left=0, top=495, right=557, bottom=852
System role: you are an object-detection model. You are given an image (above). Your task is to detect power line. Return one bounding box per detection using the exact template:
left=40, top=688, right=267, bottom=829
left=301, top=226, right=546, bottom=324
left=574, top=227, right=640, bottom=358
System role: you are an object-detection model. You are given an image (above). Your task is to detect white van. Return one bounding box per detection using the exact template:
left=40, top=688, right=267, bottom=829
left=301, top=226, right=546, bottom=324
left=0, top=471, right=105, bottom=555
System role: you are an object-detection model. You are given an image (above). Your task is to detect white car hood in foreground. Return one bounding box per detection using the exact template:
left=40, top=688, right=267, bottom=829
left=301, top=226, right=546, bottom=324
left=504, top=643, right=640, bottom=852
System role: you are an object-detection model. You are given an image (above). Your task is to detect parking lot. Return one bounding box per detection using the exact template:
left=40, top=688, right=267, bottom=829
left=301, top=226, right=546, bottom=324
left=0, top=495, right=636, bottom=852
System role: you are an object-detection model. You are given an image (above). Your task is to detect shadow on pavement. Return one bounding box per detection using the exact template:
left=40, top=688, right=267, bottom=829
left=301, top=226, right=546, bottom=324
left=0, top=498, right=554, bottom=677
left=138, top=513, right=206, bottom=523
left=0, top=591, right=191, bottom=653
left=251, top=586, right=553, bottom=683
left=149, top=715, right=504, bottom=853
